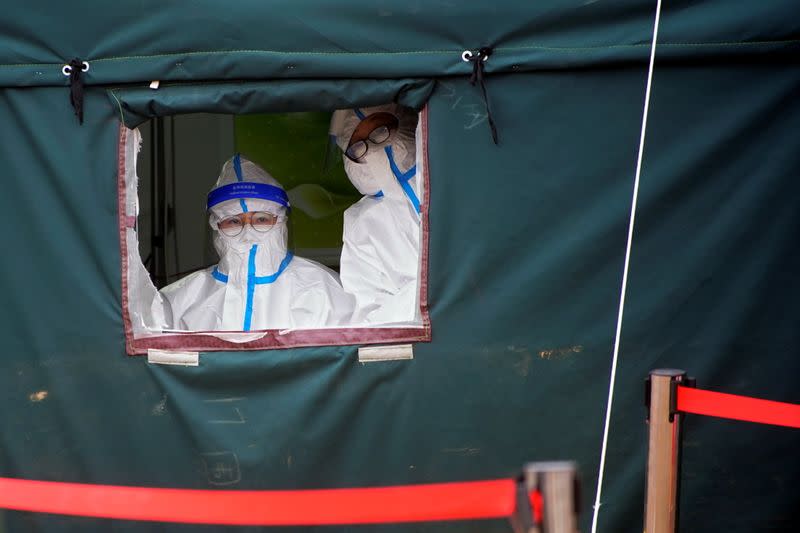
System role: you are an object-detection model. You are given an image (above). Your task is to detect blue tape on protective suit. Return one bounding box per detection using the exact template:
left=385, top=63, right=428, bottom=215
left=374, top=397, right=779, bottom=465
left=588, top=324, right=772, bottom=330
left=233, top=154, right=244, bottom=182
left=243, top=245, right=258, bottom=331
left=384, top=146, right=420, bottom=214
left=242, top=247, right=294, bottom=331
left=211, top=267, right=228, bottom=283
left=233, top=154, right=249, bottom=212
left=207, top=182, right=290, bottom=211
left=253, top=252, right=294, bottom=285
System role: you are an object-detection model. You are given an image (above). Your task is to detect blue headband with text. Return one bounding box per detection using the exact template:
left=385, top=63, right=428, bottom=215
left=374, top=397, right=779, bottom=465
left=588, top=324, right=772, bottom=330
left=207, top=182, right=290, bottom=211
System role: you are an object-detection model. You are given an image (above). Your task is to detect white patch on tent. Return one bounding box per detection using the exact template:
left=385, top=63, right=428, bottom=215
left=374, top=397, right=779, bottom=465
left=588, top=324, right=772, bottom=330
left=28, top=390, right=48, bottom=402
left=358, top=344, right=414, bottom=362
left=147, top=349, right=199, bottom=366
left=151, top=394, right=168, bottom=415
left=538, top=345, right=584, bottom=360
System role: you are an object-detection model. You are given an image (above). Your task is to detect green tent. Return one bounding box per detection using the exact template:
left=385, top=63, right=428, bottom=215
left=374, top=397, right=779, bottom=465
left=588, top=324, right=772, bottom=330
left=1, top=1, right=798, bottom=531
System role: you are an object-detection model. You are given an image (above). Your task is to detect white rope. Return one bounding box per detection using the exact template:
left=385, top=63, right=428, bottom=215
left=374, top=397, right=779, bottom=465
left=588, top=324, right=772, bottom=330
left=590, top=1, right=663, bottom=531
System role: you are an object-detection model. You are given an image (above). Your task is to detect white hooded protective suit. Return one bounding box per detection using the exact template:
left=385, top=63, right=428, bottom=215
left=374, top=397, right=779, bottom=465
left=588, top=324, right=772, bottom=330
left=160, top=155, right=353, bottom=331
left=330, top=105, right=421, bottom=325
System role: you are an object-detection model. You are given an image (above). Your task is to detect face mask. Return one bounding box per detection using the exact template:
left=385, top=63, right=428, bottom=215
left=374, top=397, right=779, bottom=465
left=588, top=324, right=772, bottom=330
left=343, top=128, right=416, bottom=197
left=344, top=153, right=386, bottom=197
left=387, top=127, right=416, bottom=174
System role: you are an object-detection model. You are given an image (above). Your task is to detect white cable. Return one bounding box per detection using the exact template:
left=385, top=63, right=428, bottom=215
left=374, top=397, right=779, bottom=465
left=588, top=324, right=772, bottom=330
left=590, top=1, right=663, bottom=532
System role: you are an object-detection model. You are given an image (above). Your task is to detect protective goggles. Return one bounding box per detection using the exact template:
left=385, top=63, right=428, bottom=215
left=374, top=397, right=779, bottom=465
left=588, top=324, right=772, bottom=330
left=216, top=211, right=284, bottom=237
left=345, top=112, right=399, bottom=162
left=207, top=182, right=290, bottom=211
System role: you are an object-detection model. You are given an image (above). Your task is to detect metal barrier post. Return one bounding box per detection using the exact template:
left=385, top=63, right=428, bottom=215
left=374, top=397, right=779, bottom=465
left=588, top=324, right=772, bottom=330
left=513, top=461, right=580, bottom=533
left=644, top=369, right=687, bottom=533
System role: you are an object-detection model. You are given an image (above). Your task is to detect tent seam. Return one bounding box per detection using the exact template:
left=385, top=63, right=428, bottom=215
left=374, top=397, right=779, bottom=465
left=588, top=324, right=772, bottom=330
left=0, top=39, right=797, bottom=68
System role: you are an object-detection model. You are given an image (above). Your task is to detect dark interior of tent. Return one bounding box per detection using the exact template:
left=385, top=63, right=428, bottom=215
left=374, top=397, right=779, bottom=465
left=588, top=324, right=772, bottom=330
left=0, top=2, right=798, bottom=532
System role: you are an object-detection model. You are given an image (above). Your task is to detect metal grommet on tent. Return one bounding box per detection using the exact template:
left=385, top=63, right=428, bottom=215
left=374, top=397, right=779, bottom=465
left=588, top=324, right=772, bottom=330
left=462, top=50, right=489, bottom=63
left=63, top=58, right=89, bottom=124
left=62, top=61, right=89, bottom=76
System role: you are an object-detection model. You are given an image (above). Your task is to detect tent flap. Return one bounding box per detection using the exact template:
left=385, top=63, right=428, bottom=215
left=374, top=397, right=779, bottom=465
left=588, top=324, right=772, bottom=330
left=110, top=79, right=435, bottom=128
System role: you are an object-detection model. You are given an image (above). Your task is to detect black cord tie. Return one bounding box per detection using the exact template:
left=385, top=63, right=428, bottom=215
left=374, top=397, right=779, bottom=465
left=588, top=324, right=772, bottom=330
left=63, top=59, right=89, bottom=124
left=465, top=47, right=499, bottom=144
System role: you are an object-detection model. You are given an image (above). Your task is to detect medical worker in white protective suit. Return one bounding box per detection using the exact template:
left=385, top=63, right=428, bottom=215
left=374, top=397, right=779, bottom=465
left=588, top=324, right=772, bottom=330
left=330, top=104, right=421, bottom=325
left=160, top=154, right=354, bottom=331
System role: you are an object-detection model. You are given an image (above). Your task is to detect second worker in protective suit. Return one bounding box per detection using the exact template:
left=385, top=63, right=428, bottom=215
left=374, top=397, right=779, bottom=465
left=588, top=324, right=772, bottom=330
left=160, top=154, right=354, bottom=331
left=330, top=104, right=422, bottom=325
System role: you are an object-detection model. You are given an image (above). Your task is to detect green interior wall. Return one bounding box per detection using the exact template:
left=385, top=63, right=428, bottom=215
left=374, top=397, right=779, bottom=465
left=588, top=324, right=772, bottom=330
left=233, top=112, right=359, bottom=256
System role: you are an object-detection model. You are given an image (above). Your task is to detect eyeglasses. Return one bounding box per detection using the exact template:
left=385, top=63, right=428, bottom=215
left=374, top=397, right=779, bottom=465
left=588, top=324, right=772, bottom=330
left=217, top=211, right=281, bottom=237
left=345, top=112, right=399, bottom=162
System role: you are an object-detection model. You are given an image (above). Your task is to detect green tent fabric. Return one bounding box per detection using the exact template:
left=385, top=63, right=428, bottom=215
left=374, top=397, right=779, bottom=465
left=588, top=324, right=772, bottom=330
left=0, top=1, right=798, bottom=532
left=1, top=1, right=798, bottom=87
left=110, top=80, right=435, bottom=128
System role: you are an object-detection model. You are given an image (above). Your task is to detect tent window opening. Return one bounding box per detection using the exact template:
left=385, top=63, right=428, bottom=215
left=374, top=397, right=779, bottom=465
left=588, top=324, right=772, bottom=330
left=120, top=108, right=431, bottom=354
